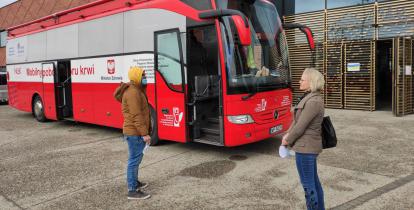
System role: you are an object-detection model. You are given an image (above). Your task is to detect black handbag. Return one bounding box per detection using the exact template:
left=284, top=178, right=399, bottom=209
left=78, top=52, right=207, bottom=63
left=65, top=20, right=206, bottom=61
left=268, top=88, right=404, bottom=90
left=321, top=116, right=337, bottom=149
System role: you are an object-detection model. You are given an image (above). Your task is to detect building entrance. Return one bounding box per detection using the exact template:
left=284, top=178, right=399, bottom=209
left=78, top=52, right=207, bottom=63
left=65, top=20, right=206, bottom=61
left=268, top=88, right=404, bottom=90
left=376, top=40, right=393, bottom=110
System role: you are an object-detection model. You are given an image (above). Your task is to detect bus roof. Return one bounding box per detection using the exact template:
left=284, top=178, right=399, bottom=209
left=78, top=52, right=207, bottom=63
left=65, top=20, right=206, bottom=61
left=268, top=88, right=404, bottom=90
left=7, top=0, right=202, bottom=38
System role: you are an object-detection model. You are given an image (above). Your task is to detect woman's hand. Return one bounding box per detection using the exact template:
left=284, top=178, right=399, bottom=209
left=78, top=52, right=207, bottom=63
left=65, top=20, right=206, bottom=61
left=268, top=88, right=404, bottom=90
left=143, top=135, right=151, bottom=144
left=281, top=133, right=289, bottom=146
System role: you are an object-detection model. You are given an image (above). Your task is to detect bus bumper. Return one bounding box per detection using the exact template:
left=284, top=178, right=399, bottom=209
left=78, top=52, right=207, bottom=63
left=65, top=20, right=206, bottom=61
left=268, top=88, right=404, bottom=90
left=223, top=113, right=292, bottom=147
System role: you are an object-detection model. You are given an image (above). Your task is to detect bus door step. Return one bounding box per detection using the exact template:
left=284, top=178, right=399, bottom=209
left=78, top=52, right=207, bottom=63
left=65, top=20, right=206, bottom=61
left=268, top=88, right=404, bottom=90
left=194, top=134, right=222, bottom=146
left=64, top=117, right=75, bottom=122
left=207, top=117, right=219, bottom=124
left=200, top=125, right=220, bottom=135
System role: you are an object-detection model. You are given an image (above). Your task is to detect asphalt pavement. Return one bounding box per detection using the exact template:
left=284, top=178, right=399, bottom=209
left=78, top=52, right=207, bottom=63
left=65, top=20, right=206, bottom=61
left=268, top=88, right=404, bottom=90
left=0, top=105, right=413, bottom=210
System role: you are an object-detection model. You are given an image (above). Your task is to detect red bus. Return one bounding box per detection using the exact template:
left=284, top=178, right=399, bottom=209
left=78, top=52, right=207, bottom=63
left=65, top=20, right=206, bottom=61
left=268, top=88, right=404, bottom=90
left=6, top=0, right=313, bottom=146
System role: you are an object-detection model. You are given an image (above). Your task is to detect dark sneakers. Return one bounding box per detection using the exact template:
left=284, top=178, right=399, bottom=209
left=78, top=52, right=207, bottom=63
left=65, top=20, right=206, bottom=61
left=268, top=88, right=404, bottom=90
left=127, top=190, right=151, bottom=200
left=137, top=181, right=148, bottom=189
left=127, top=182, right=149, bottom=200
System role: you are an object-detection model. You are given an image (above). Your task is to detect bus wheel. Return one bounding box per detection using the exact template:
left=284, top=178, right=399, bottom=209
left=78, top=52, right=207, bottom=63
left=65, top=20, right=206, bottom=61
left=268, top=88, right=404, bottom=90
left=149, top=107, right=159, bottom=146
left=33, top=95, right=47, bottom=122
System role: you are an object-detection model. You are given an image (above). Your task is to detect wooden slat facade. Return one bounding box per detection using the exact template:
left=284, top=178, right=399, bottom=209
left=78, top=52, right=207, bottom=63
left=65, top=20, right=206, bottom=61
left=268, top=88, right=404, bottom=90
left=284, top=0, right=414, bottom=116
left=404, top=38, right=413, bottom=114
left=393, top=37, right=413, bottom=116
left=284, top=11, right=325, bottom=104
left=344, top=41, right=375, bottom=111
left=378, top=0, right=414, bottom=39
left=325, top=42, right=343, bottom=108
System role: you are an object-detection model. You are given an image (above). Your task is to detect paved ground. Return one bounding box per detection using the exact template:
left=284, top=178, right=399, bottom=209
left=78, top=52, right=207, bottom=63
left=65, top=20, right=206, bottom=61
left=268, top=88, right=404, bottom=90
left=0, top=105, right=413, bottom=210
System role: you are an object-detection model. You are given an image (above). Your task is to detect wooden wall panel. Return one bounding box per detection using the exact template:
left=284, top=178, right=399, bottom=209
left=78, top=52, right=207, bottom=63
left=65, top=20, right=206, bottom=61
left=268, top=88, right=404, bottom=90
left=393, top=38, right=413, bottom=116
left=327, top=4, right=375, bottom=42
left=400, top=38, right=413, bottom=115
left=283, top=1, right=414, bottom=115
left=344, top=41, right=375, bottom=111
left=284, top=11, right=325, bottom=104
left=378, top=0, right=414, bottom=39
left=325, top=43, right=343, bottom=108
left=404, top=38, right=413, bottom=114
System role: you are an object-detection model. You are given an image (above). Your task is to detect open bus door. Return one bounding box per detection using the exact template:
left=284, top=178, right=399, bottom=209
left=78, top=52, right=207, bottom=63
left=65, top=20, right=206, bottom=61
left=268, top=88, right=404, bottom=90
left=41, top=63, right=57, bottom=120
left=55, top=61, right=73, bottom=119
left=154, top=29, right=187, bottom=143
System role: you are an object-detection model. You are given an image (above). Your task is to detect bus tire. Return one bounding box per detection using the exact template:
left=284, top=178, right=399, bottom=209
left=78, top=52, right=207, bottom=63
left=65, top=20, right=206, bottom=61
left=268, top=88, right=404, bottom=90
left=149, top=106, right=159, bottom=146
left=32, top=95, right=47, bottom=122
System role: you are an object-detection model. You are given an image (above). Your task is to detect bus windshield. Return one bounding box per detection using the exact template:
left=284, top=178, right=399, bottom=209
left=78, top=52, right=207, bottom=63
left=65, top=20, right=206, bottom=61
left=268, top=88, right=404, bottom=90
left=216, top=0, right=290, bottom=94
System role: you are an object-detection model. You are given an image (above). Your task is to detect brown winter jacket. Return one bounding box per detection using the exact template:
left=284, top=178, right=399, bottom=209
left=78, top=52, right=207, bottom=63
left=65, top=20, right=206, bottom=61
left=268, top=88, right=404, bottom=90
left=117, top=82, right=151, bottom=136
left=286, top=92, right=324, bottom=154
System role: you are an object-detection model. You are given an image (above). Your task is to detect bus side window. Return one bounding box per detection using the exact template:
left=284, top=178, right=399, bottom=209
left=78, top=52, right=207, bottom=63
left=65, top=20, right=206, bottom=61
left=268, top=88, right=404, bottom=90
left=0, top=74, right=6, bottom=85
left=157, top=31, right=183, bottom=92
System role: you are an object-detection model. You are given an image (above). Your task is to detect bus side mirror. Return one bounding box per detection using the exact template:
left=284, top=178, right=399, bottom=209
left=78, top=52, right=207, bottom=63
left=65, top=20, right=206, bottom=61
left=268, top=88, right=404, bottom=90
left=199, top=9, right=251, bottom=46
left=283, top=23, right=315, bottom=51
left=231, top=15, right=251, bottom=46
left=283, top=23, right=315, bottom=65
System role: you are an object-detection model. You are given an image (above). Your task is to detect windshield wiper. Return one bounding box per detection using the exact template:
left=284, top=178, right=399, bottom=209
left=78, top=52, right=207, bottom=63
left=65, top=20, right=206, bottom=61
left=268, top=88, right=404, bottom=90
left=241, top=78, right=258, bottom=101
left=241, top=91, right=257, bottom=100
left=241, top=82, right=290, bottom=100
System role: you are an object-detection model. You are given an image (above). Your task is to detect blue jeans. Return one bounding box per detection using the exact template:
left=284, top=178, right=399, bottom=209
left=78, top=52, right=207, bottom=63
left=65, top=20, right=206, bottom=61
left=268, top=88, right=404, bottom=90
left=124, top=135, right=146, bottom=192
left=295, top=153, right=325, bottom=210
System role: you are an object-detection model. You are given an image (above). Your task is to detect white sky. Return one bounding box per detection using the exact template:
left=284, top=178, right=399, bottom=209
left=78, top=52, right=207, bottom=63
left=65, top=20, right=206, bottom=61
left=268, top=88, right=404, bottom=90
left=0, top=0, right=18, bottom=9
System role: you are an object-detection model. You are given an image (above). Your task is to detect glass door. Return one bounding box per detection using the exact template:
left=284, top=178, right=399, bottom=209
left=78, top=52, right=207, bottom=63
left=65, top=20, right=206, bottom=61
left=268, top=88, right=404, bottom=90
left=155, top=29, right=187, bottom=142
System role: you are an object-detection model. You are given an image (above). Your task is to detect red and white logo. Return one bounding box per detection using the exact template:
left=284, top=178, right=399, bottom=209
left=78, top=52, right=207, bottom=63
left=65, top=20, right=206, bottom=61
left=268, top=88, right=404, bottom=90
left=14, top=68, right=21, bottom=75
left=107, top=59, right=115, bottom=74
left=281, top=96, right=291, bottom=106
left=255, top=99, right=267, bottom=112
left=173, top=107, right=184, bottom=127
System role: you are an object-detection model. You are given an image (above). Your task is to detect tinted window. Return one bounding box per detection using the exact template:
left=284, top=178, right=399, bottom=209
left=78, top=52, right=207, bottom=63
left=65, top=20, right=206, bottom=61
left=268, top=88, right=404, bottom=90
left=273, top=0, right=283, bottom=15
left=0, top=74, right=6, bottom=85
left=156, top=31, right=183, bottom=92
left=180, top=0, right=212, bottom=10
left=327, top=0, right=375, bottom=9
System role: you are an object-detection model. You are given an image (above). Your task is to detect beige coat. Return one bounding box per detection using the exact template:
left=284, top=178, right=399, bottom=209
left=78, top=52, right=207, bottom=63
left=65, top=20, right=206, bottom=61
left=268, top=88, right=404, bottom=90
left=286, top=92, right=324, bottom=154
left=121, top=83, right=151, bottom=136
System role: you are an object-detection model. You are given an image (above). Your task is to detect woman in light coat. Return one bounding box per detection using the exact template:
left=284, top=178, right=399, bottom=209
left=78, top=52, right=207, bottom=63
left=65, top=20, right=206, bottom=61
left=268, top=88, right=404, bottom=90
left=282, top=68, right=325, bottom=210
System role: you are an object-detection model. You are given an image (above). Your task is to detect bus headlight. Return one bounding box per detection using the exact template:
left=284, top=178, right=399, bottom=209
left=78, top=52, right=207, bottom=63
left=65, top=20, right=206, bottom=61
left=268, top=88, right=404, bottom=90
left=227, top=115, right=254, bottom=124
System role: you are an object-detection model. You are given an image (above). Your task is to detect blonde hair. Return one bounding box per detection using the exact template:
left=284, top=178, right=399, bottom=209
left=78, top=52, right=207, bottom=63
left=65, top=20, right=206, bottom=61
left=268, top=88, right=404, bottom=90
left=303, top=68, right=324, bottom=92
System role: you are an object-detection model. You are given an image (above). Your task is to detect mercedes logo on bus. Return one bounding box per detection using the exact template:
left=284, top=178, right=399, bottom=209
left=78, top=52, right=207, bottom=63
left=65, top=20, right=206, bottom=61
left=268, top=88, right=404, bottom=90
left=273, top=110, right=279, bottom=120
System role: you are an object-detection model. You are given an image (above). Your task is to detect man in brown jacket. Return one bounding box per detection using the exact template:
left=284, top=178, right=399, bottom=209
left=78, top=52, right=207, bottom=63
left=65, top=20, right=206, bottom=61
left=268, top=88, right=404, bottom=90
left=118, top=66, right=151, bottom=200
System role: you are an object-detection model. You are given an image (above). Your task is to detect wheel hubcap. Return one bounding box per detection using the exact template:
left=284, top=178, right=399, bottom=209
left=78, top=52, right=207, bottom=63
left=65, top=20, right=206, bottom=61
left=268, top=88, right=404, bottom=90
left=34, top=100, right=43, bottom=118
